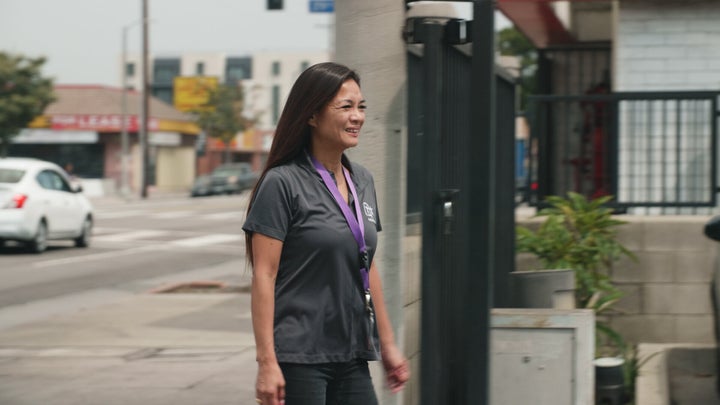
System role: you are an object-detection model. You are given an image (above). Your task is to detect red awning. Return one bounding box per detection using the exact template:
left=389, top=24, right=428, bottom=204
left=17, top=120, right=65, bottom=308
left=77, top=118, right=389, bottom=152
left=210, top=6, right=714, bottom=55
left=497, top=0, right=606, bottom=48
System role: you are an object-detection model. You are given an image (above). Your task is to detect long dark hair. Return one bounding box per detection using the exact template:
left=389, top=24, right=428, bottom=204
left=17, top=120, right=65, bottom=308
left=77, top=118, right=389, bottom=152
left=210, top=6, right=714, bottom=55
left=245, top=62, right=361, bottom=266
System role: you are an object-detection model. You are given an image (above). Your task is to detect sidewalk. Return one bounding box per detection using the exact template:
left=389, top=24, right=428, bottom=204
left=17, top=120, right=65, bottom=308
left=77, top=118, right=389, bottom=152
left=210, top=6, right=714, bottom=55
left=0, top=281, right=258, bottom=404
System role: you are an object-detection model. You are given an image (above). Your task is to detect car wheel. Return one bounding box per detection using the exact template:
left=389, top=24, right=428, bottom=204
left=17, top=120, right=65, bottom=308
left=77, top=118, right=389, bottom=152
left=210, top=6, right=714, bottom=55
left=75, top=217, right=92, bottom=248
left=28, top=221, right=48, bottom=254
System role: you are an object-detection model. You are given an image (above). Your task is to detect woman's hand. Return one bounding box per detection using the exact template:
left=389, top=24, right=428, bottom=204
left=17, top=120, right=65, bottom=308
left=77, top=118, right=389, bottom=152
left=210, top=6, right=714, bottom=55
left=256, top=361, right=285, bottom=405
left=381, top=343, right=410, bottom=393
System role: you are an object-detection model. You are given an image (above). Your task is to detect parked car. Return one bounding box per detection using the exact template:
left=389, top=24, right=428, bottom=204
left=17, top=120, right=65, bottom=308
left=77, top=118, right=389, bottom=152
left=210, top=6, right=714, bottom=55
left=191, top=162, right=258, bottom=197
left=0, top=158, right=93, bottom=253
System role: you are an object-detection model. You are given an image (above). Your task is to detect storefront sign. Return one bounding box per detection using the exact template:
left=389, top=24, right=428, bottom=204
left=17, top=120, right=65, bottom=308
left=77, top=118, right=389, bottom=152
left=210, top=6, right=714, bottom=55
left=174, top=76, right=219, bottom=112
left=29, top=114, right=200, bottom=135
left=48, top=114, right=160, bottom=132
left=15, top=129, right=99, bottom=144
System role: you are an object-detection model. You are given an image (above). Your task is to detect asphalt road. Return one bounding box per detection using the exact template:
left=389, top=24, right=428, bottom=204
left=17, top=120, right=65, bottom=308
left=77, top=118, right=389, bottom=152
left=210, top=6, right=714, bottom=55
left=0, top=192, right=252, bottom=328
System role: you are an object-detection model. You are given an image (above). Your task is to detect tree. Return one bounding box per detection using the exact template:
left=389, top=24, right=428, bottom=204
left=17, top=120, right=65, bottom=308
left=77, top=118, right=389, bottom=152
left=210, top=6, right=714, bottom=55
left=497, top=27, right=537, bottom=111
left=0, top=52, right=56, bottom=157
left=193, top=83, right=254, bottom=163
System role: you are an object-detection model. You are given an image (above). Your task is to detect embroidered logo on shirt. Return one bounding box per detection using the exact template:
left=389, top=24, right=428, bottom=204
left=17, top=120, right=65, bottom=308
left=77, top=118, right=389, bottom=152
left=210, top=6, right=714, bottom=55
left=363, top=202, right=376, bottom=224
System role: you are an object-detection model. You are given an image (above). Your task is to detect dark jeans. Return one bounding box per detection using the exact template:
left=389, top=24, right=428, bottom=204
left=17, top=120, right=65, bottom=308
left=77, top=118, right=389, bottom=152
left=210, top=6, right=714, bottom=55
left=279, top=360, right=379, bottom=405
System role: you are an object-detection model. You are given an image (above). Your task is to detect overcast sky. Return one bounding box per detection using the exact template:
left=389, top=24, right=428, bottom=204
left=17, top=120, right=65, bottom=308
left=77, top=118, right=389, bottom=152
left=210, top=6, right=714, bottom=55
left=0, top=0, right=333, bottom=86
left=0, top=0, right=511, bottom=86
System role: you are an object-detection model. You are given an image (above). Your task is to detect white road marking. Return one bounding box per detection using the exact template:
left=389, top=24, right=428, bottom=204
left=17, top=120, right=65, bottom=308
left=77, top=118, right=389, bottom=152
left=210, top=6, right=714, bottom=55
left=171, top=234, right=243, bottom=247
left=151, top=210, right=194, bottom=219
left=32, top=246, right=156, bottom=268
left=93, top=229, right=168, bottom=242
left=94, top=210, right=145, bottom=219
left=92, top=227, right=129, bottom=235
left=202, top=212, right=242, bottom=221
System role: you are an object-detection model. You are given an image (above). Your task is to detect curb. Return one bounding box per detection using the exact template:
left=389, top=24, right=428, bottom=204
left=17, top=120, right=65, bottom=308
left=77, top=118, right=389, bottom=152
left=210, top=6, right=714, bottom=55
left=148, top=280, right=251, bottom=294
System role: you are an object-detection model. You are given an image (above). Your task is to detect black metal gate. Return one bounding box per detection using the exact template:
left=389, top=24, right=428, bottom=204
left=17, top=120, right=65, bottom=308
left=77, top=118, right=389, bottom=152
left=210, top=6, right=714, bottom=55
left=405, top=4, right=515, bottom=403
left=528, top=91, right=720, bottom=208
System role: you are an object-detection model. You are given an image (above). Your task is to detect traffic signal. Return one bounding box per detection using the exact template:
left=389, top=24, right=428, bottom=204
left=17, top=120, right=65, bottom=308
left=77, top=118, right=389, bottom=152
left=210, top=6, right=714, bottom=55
left=267, top=0, right=283, bottom=10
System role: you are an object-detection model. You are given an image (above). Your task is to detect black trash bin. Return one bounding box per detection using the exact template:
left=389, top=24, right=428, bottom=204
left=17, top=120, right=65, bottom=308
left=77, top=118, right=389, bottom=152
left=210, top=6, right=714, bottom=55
left=594, top=357, right=625, bottom=405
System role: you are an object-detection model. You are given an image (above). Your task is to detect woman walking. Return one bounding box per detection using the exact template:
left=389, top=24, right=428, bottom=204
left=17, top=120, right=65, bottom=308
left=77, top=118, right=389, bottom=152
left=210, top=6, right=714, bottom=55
left=243, top=62, right=409, bottom=405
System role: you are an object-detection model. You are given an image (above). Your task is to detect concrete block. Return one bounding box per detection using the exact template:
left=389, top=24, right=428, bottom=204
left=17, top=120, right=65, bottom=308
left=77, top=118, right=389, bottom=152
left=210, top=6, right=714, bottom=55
left=615, top=220, right=646, bottom=252
left=611, top=315, right=676, bottom=343
left=614, top=284, right=642, bottom=315
left=644, top=284, right=712, bottom=315
left=612, top=251, right=674, bottom=283
left=644, top=219, right=710, bottom=252
left=675, top=315, right=715, bottom=344
left=671, top=285, right=713, bottom=315
left=639, top=221, right=678, bottom=252
left=643, top=284, right=676, bottom=314
left=674, top=251, right=716, bottom=283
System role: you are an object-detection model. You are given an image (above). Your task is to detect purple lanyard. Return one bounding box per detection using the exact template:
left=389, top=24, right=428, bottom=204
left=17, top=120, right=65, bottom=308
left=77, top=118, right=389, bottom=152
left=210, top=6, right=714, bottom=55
left=310, top=156, right=370, bottom=292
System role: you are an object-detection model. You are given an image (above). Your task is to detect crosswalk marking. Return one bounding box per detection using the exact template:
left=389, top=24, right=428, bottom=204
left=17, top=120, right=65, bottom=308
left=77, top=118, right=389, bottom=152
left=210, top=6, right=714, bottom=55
left=171, top=234, right=243, bottom=247
left=95, top=209, right=243, bottom=221
left=151, top=210, right=195, bottom=219
left=93, top=230, right=168, bottom=242
left=95, top=210, right=145, bottom=219
left=202, top=212, right=243, bottom=221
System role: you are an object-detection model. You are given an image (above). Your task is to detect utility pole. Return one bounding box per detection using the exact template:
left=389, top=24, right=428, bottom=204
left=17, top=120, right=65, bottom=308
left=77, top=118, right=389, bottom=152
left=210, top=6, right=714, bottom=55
left=120, top=23, right=136, bottom=200
left=140, top=0, right=150, bottom=198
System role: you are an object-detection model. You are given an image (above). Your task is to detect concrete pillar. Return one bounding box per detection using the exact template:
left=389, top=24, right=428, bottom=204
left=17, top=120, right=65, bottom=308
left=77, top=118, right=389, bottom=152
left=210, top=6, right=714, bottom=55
left=335, top=2, right=408, bottom=404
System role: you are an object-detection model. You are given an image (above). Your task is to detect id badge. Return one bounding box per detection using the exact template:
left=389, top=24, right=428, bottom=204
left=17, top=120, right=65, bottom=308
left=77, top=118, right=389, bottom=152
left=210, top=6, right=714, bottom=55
left=364, top=291, right=375, bottom=321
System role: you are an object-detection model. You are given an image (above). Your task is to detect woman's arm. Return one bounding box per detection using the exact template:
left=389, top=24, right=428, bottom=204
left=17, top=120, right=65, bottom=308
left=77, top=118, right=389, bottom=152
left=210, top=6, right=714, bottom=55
left=368, top=261, right=410, bottom=393
left=251, top=233, right=285, bottom=405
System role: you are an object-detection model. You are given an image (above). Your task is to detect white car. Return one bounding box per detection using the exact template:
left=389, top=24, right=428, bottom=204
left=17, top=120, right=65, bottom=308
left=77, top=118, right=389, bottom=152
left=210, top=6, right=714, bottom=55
left=0, top=158, right=93, bottom=253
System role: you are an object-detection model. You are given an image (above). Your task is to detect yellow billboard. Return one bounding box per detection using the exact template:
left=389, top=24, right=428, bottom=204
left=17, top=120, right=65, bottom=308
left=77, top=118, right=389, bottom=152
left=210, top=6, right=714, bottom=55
left=173, top=76, right=219, bottom=112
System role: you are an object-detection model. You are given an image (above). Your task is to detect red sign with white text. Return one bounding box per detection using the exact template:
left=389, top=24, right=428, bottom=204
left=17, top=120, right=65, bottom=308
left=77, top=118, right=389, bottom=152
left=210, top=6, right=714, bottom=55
left=49, top=115, right=159, bottom=132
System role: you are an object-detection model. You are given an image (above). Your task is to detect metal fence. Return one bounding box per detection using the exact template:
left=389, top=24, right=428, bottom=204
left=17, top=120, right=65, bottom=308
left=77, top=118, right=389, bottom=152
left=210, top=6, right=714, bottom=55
left=527, top=91, right=720, bottom=208
left=405, top=10, right=515, bottom=404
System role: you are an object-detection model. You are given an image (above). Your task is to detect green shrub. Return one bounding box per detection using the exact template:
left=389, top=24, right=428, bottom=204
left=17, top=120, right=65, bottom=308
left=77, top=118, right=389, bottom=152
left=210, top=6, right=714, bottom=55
left=516, top=192, right=635, bottom=311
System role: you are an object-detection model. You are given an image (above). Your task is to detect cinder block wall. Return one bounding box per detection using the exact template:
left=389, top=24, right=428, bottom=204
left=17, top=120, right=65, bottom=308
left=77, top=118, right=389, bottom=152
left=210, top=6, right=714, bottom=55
left=611, top=216, right=717, bottom=344
left=517, top=215, right=718, bottom=345
left=616, top=0, right=720, bottom=92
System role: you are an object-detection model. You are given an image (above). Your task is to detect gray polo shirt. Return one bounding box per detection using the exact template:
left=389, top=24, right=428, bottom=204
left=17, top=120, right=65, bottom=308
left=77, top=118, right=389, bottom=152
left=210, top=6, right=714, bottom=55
left=243, top=151, right=382, bottom=364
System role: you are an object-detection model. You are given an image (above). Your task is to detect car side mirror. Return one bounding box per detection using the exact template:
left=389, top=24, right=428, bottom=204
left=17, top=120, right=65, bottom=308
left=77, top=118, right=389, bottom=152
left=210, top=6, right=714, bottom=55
left=74, top=185, right=84, bottom=193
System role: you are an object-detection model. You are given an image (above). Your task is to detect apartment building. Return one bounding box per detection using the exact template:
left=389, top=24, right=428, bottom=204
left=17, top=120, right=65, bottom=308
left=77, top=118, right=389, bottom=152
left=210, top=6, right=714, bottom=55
left=122, top=50, right=330, bottom=173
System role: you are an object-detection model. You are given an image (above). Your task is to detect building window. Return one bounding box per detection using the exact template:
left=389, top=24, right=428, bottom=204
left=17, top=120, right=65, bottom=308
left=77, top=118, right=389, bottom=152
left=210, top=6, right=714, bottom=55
left=152, top=87, right=173, bottom=105
left=272, top=61, right=281, bottom=77
left=272, top=85, right=280, bottom=125
left=125, top=62, right=135, bottom=78
left=226, top=57, right=252, bottom=84
left=152, top=58, right=180, bottom=85
left=227, top=66, right=247, bottom=82
left=196, top=62, right=205, bottom=76
left=300, top=61, right=310, bottom=72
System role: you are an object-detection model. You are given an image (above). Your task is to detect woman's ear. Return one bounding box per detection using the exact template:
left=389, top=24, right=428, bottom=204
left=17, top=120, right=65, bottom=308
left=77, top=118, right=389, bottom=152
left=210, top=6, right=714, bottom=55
left=308, top=114, right=317, bottom=128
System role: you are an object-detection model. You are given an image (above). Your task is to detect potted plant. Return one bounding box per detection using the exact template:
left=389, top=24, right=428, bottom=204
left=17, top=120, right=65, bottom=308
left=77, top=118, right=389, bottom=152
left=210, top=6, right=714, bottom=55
left=516, top=192, right=638, bottom=402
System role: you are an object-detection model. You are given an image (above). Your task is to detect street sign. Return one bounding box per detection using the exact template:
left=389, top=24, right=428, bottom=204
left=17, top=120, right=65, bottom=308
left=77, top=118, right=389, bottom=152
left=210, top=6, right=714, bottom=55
left=309, top=0, right=333, bottom=13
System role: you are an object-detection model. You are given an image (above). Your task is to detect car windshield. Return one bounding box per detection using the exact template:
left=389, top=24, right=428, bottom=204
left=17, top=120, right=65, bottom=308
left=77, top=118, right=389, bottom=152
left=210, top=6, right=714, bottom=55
left=0, top=168, right=25, bottom=183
